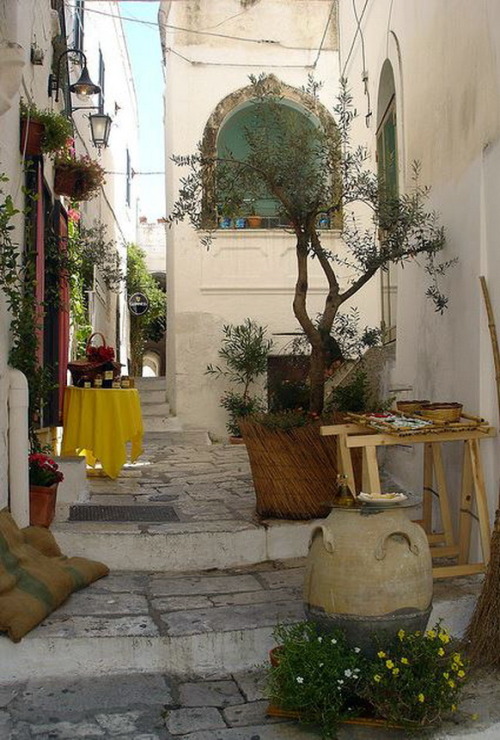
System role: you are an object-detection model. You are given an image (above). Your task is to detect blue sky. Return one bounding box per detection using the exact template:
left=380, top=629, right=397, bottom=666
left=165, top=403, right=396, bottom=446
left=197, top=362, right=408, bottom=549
left=121, top=1, right=165, bottom=220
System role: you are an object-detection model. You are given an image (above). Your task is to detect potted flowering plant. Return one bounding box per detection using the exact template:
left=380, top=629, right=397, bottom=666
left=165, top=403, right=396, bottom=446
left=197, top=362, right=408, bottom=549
left=20, top=101, right=73, bottom=157
left=267, top=620, right=468, bottom=738
left=28, top=453, right=64, bottom=528
left=54, top=139, right=105, bottom=201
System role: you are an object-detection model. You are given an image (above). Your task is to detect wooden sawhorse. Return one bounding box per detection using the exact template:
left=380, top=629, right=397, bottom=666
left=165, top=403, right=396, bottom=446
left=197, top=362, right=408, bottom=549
left=320, top=423, right=496, bottom=579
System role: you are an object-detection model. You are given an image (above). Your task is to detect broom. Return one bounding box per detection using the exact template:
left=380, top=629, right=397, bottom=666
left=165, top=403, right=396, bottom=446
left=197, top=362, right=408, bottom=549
left=463, top=276, right=500, bottom=666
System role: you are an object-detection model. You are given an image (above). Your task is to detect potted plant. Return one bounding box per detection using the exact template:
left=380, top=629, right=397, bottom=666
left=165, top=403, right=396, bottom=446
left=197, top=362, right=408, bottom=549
left=20, top=100, right=73, bottom=157
left=171, top=76, right=452, bottom=516
left=54, top=142, right=105, bottom=201
left=28, top=453, right=64, bottom=528
left=266, top=620, right=468, bottom=737
left=206, top=318, right=272, bottom=441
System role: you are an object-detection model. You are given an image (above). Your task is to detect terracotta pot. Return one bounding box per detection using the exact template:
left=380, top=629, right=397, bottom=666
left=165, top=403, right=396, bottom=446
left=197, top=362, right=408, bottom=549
left=229, top=436, right=245, bottom=445
left=246, top=216, right=262, bottom=228
left=29, top=483, right=58, bottom=528
left=20, top=119, right=45, bottom=156
left=54, top=165, right=83, bottom=198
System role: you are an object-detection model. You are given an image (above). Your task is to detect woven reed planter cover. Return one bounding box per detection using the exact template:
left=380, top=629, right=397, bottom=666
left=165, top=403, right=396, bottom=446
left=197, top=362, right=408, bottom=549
left=239, top=419, right=341, bottom=520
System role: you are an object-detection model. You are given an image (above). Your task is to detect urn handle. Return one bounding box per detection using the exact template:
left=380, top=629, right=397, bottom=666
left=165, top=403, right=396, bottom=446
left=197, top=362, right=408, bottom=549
left=309, top=525, right=335, bottom=553
left=374, top=530, right=419, bottom=560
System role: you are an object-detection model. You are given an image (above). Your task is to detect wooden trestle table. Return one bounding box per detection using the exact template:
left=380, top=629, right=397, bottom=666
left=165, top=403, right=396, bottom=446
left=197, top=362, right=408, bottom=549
left=320, top=422, right=496, bottom=579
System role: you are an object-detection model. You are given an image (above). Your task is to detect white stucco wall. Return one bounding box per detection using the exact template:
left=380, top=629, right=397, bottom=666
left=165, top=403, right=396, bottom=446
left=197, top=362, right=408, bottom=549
left=137, top=220, right=167, bottom=274
left=338, top=0, right=500, bottom=536
left=162, top=0, right=381, bottom=436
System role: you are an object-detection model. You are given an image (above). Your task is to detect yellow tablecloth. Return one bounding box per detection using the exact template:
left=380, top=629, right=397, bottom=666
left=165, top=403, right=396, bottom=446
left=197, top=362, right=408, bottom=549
left=61, top=387, right=144, bottom=479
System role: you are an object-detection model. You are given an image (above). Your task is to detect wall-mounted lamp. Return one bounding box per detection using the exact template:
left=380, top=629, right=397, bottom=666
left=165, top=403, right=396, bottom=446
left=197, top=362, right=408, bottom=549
left=89, top=112, right=112, bottom=149
left=48, top=48, right=112, bottom=149
left=48, top=48, right=100, bottom=101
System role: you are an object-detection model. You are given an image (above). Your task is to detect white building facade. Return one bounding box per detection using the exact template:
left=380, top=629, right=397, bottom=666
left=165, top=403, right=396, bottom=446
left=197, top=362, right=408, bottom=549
left=338, top=0, right=500, bottom=529
left=161, top=0, right=380, bottom=437
left=0, top=0, right=138, bottom=518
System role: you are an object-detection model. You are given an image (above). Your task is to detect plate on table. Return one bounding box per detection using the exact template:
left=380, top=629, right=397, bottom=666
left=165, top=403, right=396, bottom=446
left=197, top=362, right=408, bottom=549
left=358, top=492, right=408, bottom=506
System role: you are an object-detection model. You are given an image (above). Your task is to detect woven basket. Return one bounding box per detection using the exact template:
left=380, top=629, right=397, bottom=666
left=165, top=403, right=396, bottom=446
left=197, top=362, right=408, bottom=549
left=418, top=402, right=463, bottom=422
left=396, top=400, right=430, bottom=414
left=68, top=332, right=120, bottom=386
left=239, top=416, right=362, bottom=520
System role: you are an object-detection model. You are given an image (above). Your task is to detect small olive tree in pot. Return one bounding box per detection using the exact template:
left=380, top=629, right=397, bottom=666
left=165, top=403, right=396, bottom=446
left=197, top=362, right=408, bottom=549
left=206, top=318, right=273, bottom=439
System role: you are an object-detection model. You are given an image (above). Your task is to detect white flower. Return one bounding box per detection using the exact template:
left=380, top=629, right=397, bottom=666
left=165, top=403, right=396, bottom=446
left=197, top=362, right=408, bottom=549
left=296, top=676, right=304, bottom=684
left=354, top=647, right=361, bottom=653
left=344, top=669, right=353, bottom=677
left=337, top=679, right=344, bottom=685
left=331, top=638, right=337, bottom=644
left=319, top=662, right=324, bottom=668
left=317, top=636, right=323, bottom=643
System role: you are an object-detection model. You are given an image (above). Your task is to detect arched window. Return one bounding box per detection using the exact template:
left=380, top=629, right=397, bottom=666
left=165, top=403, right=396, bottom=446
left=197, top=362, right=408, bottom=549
left=377, top=59, right=398, bottom=343
left=200, top=76, right=339, bottom=231
left=216, top=102, right=318, bottom=228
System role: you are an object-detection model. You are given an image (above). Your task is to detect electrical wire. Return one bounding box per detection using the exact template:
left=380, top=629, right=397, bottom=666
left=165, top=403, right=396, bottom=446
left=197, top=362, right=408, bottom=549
left=312, top=0, right=336, bottom=69
left=352, top=0, right=371, bottom=124
left=67, top=2, right=337, bottom=53
left=340, top=0, right=370, bottom=78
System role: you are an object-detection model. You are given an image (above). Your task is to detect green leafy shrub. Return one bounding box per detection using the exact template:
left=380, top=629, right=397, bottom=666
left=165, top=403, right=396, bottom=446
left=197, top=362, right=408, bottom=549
left=206, top=319, right=272, bottom=436
left=219, top=391, right=264, bottom=437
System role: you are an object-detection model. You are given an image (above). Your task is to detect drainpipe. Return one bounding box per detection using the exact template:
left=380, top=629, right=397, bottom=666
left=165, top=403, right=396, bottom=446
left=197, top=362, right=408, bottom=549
left=8, top=367, right=29, bottom=527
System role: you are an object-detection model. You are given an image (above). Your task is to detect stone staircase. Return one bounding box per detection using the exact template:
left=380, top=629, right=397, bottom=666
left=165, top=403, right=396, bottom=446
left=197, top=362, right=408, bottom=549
left=134, top=376, right=183, bottom=432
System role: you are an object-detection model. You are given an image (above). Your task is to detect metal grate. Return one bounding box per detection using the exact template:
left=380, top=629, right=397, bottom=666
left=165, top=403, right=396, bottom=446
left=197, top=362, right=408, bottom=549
left=69, top=505, right=179, bottom=523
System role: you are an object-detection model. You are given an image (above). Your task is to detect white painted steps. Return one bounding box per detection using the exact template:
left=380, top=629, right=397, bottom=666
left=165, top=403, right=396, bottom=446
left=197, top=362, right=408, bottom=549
left=134, top=375, right=182, bottom=432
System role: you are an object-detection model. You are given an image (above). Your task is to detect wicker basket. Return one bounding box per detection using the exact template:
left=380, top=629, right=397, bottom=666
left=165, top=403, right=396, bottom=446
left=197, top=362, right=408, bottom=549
left=396, top=400, right=430, bottom=414
left=67, top=332, right=120, bottom=386
left=239, top=416, right=362, bottom=520
left=418, top=402, right=463, bottom=422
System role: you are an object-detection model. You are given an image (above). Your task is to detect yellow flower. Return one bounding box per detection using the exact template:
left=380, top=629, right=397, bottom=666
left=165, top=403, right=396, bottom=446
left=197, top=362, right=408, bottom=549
left=443, top=672, right=449, bottom=679
left=397, top=629, right=405, bottom=639
left=448, top=680, right=456, bottom=688
left=439, top=632, right=451, bottom=644
left=401, top=658, right=409, bottom=665
left=471, top=714, right=479, bottom=721
left=453, top=653, right=463, bottom=665
left=377, top=651, right=386, bottom=658
left=374, top=674, right=382, bottom=683
left=385, top=660, right=394, bottom=669
left=451, top=704, right=457, bottom=712
left=426, top=630, right=437, bottom=639
left=418, top=694, right=425, bottom=703
left=438, top=647, right=445, bottom=656
left=458, top=670, right=465, bottom=678
left=392, top=668, right=400, bottom=676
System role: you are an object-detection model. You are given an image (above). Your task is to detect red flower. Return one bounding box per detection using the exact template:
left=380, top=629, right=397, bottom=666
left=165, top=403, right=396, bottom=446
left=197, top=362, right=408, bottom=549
left=29, top=453, right=64, bottom=486
left=86, top=345, right=115, bottom=363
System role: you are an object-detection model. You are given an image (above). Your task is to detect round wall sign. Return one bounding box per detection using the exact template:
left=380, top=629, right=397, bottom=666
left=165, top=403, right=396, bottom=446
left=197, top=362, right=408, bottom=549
left=128, top=292, right=149, bottom=316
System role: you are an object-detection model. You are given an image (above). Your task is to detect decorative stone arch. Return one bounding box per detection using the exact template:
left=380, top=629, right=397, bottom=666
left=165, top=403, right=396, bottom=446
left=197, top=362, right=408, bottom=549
left=200, top=75, right=339, bottom=226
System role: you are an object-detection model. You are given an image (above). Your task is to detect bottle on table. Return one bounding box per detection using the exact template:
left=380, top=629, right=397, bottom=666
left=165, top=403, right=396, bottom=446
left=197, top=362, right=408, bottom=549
left=93, top=374, right=103, bottom=388
left=333, top=473, right=358, bottom=507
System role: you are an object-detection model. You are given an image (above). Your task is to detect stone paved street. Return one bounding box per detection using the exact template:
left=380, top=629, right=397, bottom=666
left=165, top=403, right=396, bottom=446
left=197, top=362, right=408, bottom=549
left=2, top=432, right=500, bottom=738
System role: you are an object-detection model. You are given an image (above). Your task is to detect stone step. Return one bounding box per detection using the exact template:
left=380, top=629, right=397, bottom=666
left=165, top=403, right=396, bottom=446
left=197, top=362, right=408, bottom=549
left=0, top=561, right=481, bottom=685
left=140, top=401, right=171, bottom=417
left=134, top=376, right=167, bottom=391
left=139, top=390, right=167, bottom=405
left=51, top=519, right=316, bottom=572
left=142, top=415, right=183, bottom=432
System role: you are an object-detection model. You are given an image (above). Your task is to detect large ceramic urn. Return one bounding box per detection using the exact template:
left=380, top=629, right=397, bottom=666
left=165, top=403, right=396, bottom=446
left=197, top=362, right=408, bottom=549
left=303, top=504, right=433, bottom=653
